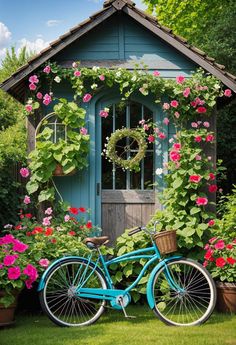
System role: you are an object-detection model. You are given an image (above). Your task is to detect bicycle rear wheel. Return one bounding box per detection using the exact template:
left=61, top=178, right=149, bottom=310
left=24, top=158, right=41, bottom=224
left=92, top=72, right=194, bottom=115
left=151, top=258, right=216, bottom=326
left=39, top=258, right=108, bottom=327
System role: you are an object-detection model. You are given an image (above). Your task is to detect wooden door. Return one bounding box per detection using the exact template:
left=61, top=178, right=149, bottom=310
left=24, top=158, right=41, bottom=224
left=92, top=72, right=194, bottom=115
left=99, top=100, right=158, bottom=243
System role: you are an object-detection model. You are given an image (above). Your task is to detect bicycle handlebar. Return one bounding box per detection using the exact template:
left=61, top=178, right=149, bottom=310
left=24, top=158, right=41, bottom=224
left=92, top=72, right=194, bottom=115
left=128, top=227, right=142, bottom=236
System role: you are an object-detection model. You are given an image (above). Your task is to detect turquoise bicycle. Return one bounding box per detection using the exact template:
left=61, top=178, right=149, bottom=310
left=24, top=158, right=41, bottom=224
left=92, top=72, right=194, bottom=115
left=38, top=225, right=216, bottom=327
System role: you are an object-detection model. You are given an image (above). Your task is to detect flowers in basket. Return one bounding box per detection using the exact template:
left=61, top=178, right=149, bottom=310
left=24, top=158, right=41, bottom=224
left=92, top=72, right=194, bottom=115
left=0, top=234, right=38, bottom=307
left=203, top=237, right=236, bottom=282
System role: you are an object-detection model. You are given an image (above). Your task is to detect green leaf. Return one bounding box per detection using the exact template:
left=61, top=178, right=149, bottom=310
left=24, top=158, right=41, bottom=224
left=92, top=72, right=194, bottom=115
left=173, top=177, right=183, bottom=189
left=190, top=207, right=201, bottom=215
left=26, top=180, right=39, bottom=194
left=115, top=271, right=123, bottom=282
left=123, top=264, right=133, bottom=277
left=38, top=188, right=55, bottom=202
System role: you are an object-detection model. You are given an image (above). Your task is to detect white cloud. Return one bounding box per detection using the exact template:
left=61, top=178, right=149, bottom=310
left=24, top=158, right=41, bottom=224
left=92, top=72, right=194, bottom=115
left=46, top=19, right=63, bottom=27
left=18, top=37, right=50, bottom=55
left=0, top=22, right=11, bottom=59
left=87, top=0, right=102, bottom=3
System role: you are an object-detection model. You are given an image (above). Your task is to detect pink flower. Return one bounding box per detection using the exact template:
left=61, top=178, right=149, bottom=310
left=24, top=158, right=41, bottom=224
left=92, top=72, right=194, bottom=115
left=29, top=83, right=36, bottom=91
left=209, top=173, right=215, bottom=180
left=25, top=104, right=33, bottom=112
left=209, top=237, right=217, bottom=244
left=3, top=255, right=17, bottom=266
left=20, top=168, right=29, bottom=178
left=183, top=87, right=190, bottom=97
left=39, top=259, right=50, bottom=268
left=139, top=119, right=145, bottom=125
left=191, top=101, right=197, bottom=108
left=196, top=107, right=207, bottom=113
left=169, top=151, right=181, bottom=162
left=64, top=215, right=70, bottom=222
left=99, top=75, right=105, bottom=81
left=174, top=111, right=180, bottom=118
left=196, top=197, right=208, bottom=206
left=204, top=249, right=214, bottom=260
left=204, top=244, right=210, bottom=250
left=42, top=217, right=51, bottom=226
left=13, top=240, right=28, bottom=253
left=176, top=75, right=185, bottom=84
left=203, top=261, right=208, bottom=267
left=29, top=75, right=39, bottom=84
left=43, top=93, right=52, bottom=106
left=24, top=195, right=31, bottom=205
left=191, top=122, right=198, bottom=128
left=23, top=264, right=38, bottom=279
left=143, top=124, right=149, bottom=131
left=163, top=103, right=170, bottom=110
left=194, top=136, right=202, bottom=143
left=206, top=134, right=214, bottom=142
left=153, top=70, right=160, bottom=77
left=203, top=121, right=210, bottom=128
left=216, top=257, right=226, bottom=268
left=0, top=234, right=15, bottom=245
left=215, top=240, right=225, bottom=250
left=195, top=97, right=205, bottom=106
left=43, top=65, right=51, bottom=74
left=74, top=70, right=81, bottom=77
left=36, top=92, right=43, bottom=100
left=83, top=93, right=92, bottom=103
left=189, top=175, right=201, bottom=183
left=148, top=135, right=155, bottom=143
left=153, top=127, right=159, bottom=134
left=80, top=127, right=88, bottom=135
left=208, top=219, right=215, bottom=227
left=224, top=89, right=232, bottom=97
left=173, top=143, right=181, bottom=151
left=8, top=266, right=21, bottom=280
left=158, top=132, right=166, bottom=140
left=163, top=117, right=169, bottom=125
left=99, top=110, right=109, bottom=118
left=209, top=184, right=217, bottom=193
left=170, top=100, right=179, bottom=108
left=195, top=155, right=202, bottom=161
left=45, top=207, right=53, bottom=215
left=226, top=244, right=233, bottom=250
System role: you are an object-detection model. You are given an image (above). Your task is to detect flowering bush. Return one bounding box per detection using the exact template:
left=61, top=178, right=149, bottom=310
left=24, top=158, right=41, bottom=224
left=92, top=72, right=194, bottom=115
left=203, top=237, right=236, bottom=282
left=0, top=234, right=38, bottom=307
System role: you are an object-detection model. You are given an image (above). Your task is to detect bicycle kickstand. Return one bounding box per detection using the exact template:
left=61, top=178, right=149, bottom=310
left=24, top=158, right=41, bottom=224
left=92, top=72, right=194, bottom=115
left=118, top=297, right=136, bottom=319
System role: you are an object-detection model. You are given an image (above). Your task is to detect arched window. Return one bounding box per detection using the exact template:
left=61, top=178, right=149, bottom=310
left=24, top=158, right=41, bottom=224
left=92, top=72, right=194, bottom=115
left=35, top=112, right=67, bottom=144
left=101, top=101, right=154, bottom=190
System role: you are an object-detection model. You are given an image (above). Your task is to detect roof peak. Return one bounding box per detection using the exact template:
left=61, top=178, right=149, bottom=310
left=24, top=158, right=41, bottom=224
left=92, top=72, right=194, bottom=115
left=103, top=0, right=135, bottom=9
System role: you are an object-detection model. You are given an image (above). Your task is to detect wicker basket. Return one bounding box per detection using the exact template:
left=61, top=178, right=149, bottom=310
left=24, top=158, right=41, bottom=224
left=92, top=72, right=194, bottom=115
left=153, top=230, right=177, bottom=254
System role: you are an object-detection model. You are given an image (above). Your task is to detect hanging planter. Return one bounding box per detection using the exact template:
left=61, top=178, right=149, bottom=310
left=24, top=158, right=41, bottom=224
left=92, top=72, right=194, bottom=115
left=53, top=164, right=76, bottom=177
left=105, top=128, right=147, bottom=172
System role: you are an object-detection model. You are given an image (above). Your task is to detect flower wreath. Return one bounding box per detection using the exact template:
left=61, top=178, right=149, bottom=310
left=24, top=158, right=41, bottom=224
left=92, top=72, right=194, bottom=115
left=105, top=128, right=147, bottom=171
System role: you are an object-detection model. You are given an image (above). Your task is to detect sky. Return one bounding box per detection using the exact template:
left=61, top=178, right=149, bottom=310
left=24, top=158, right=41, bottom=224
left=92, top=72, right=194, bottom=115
left=0, top=0, right=146, bottom=62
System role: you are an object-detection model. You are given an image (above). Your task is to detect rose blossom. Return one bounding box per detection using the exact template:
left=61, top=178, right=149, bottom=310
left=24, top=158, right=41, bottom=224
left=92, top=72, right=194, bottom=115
left=64, top=215, right=70, bottom=222
left=39, top=259, right=50, bottom=268
left=195, top=155, right=201, bottom=161
left=20, top=168, right=30, bottom=178
left=29, top=75, right=39, bottom=84
left=74, top=70, right=81, bottom=77
left=183, top=87, right=190, bottom=97
left=189, top=175, right=201, bottom=183
left=36, top=92, right=43, bottom=99
left=209, top=184, right=217, bottom=193
left=99, top=75, right=105, bottom=81
left=194, top=135, right=202, bottom=143
left=24, top=195, right=31, bottom=205
left=196, top=107, right=207, bottom=113
left=203, top=121, right=210, bottom=128
left=158, top=132, right=166, bottom=140
left=208, top=219, right=215, bottom=227
left=173, top=143, right=181, bottom=151
left=206, top=134, right=214, bottom=142
left=43, top=65, right=51, bottom=74
left=148, top=135, right=155, bottom=143
left=29, top=83, right=36, bottom=91
left=224, top=89, right=232, bottom=97
left=80, top=127, right=88, bottom=135
left=227, top=257, right=236, bottom=265
left=8, top=266, right=21, bottom=280
left=176, top=75, right=185, bottom=84
left=99, top=110, right=109, bottom=118
left=196, top=197, right=208, bottom=206
left=153, top=70, right=160, bottom=76
left=216, top=257, right=226, bottom=268
left=25, top=104, right=33, bottom=112
left=45, top=207, right=53, bottom=215
left=215, top=240, right=225, bottom=250
left=169, top=151, right=181, bottom=162
left=162, top=103, right=170, bottom=110
left=170, top=100, right=179, bottom=108
left=143, top=124, right=149, bottom=131
left=3, top=255, right=17, bottom=266
left=83, top=93, right=92, bottom=103
left=163, top=117, right=169, bottom=125
left=191, top=122, right=198, bottom=128
left=43, top=93, right=52, bottom=106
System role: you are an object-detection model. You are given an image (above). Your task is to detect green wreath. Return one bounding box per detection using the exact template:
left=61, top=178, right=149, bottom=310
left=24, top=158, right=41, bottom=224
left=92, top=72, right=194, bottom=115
left=105, top=128, right=147, bottom=171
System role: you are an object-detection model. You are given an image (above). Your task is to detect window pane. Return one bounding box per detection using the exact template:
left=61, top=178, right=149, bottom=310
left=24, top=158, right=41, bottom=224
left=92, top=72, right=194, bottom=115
left=115, top=168, right=126, bottom=189
left=102, top=156, right=113, bottom=189
left=115, top=102, right=126, bottom=129
left=56, top=124, right=66, bottom=142
left=102, top=105, right=113, bottom=189
left=144, top=151, right=154, bottom=189
left=130, top=102, right=142, bottom=128
left=143, top=106, right=152, bottom=122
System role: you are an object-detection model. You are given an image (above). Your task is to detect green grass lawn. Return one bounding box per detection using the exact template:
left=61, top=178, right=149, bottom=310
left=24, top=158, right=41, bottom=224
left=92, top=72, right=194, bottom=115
left=0, top=306, right=236, bottom=345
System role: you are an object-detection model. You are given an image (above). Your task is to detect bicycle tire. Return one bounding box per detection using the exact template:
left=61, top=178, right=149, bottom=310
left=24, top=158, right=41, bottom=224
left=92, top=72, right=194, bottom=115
left=151, top=258, right=216, bottom=326
left=39, top=258, right=108, bottom=327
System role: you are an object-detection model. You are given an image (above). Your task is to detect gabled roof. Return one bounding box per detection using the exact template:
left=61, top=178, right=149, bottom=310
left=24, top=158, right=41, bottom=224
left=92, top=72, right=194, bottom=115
left=1, top=0, right=236, bottom=102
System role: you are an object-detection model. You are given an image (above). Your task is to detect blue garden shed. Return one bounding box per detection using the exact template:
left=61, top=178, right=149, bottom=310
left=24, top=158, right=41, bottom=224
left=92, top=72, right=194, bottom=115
left=1, top=0, right=236, bottom=242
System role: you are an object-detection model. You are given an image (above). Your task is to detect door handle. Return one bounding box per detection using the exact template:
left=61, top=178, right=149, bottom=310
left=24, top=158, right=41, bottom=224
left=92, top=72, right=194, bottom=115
left=96, top=183, right=100, bottom=196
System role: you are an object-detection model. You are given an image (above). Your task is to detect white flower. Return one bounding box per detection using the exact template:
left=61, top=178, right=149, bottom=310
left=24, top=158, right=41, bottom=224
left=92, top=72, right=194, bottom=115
left=104, top=107, right=110, bottom=112
left=155, top=168, right=163, bottom=175
left=169, top=138, right=174, bottom=143
left=214, top=83, right=220, bottom=90
left=91, top=83, right=98, bottom=90
left=54, top=76, right=61, bottom=83
left=27, top=98, right=33, bottom=105
left=92, top=66, right=99, bottom=72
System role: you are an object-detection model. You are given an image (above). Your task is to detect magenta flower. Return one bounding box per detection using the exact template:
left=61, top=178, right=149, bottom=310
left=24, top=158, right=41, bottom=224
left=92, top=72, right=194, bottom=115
left=206, top=134, right=214, bottom=142
left=169, top=151, right=181, bottom=162
left=29, top=75, right=39, bottom=84
left=3, top=255, right=17, bottom=266
left=148, top=135, right=155, bottom=143
left=23, top=264, right=38, bottom=280
left=189, top=175, right=201, bottom=183
left=13, top=240, right=29, bottom=253
left=99, top=75, right=105, bottom=81
left=29, top=83, right=37, bottom=91
left=196, top=197, right=208, bottom=206
left=80, top=127, right=88, bottom=135
left=83, top=93, right=92, bottom=103
left=43, top=93, right=52, bottom=106
left=25, top=104, right=33, bottom=112
left=143, top=124, right=149, bottom=131
left=194, top=136, right=202, bottom=143
left=224, top=89, right=232, bottom=97
left=74, top=70, right=81, bottom=77
left=209, top=184, right=217, bottom=193
left=196, top=106, right=207, bottom=113
left=208, top=219, right=215, bottom=227
left=45, top=207, right=53, bottom=215
left=99, top=110, right=109, bottom=118
left=39, top=259, right=50, bottom=268
left=8, top=266, right=21, bottom=280
left=183, top=87, right=190, bottom=97
left=153, top=70, right=160, bottom=77
left=43, top=65, right=51, bottom=74
left=36, top=92, right=43, bottom=100
left=24, top=195, right=31, bottom=205
left=163, top=117, right=169, bottom=125
left=170, top=100, right=179, bottom=108
left=158, top=132, right=166, bottom=140
left=173, top=143, right=181, bottom=151
left=20, top=168, right=30, bottom=178
left=176, top=75, right=185, bottom=84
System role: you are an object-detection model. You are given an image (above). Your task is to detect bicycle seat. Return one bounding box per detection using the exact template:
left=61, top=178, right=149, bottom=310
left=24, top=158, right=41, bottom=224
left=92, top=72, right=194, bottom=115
left=84, top=236, right=109, bottom=247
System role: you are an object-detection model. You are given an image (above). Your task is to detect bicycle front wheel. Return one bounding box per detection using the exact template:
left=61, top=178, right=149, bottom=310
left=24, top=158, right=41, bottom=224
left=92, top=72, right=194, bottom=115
left=152, top=258, right=216, bottom=326
left=39, top=258, right=108, bottom=327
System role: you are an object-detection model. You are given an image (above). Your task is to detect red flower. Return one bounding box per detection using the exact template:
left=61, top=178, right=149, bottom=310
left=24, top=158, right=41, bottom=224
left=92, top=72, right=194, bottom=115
left=226, top=244, right=233, bottom=250
left=79, top=207, right=86, bottom=213
left=194, top=136, right=202, bottom=143
left=51, top=238, right=57, bottom=244
left=190, top=101, right=197, bottom=107
left=196, top=107, right=207, bottom=113
left=25, top=213, right=32, bottom=219
left=86, top=221, right=92, bottom=229
left=158, top=132, right=166, bottom=140
left=206, top=134, right=214, bottom=142
left=215, top=257, right=226, bottom=267
left=173, top=143, right=181, bottom=151
left=204, top=249, right=214, bottom=260
left=32, top=227, right=43, bottom=235
left=69, top=231, right=76, bottom=236
left=45, top=227, right=53, bottom=236
left=209, top=173, right=215, bottom=180
left=196, top=197, right=208, bottom=206
left=215, top=240, right=225, bottom=250
left=169, top=151, right=181, bottom=162
left=227, top=257, right=236, bottom=265
left=20, top=214, right=24, bottom=219
left=189, top=175, right=201, bottom=183
left=208, top=184, right=217, bottom=193
left=148, top=135, right=155, bottom=143
left=170, top=100, right=179, bottom=108
left=208, top=219, right=215, bottom=227
left=26, top=232, right=32, bottom=236
left=14, top=225, right=22, bottom=230
left=69, top=207, right=79, bottom=215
